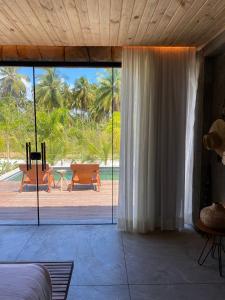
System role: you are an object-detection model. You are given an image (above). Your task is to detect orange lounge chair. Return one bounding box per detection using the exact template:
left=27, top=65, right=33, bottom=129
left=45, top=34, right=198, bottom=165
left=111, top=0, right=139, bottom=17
left=19, top=164, right=55, bottom=192
left=69, top=163, right=101, bottom=192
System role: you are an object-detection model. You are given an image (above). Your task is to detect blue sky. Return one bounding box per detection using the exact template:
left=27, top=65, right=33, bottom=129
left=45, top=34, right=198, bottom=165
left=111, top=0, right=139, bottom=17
left=19, top=67, right=109, bottom=85
left=17, top=67, right=117, bottom=100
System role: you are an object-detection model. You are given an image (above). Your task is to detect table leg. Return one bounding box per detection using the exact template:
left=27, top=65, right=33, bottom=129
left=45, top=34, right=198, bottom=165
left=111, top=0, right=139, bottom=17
left=211, top=236, right=217, bottom=259
left=198, top=236, right=212, bottom=265
left=62, top=177, right=68, bottom=187
left=60, top=176, right=63, bottom=191
left=198, top=235, right=224, bottom=277
left=218, top=237, right=223, bottom=277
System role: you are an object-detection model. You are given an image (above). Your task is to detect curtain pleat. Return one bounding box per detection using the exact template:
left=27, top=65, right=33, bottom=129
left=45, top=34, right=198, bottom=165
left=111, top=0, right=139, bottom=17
left=118, top=47, right=200, bottom=233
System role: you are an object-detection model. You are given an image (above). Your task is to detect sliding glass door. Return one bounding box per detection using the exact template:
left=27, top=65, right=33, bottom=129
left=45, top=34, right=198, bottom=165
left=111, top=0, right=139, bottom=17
left=0, top=66, right=120, bottom=225
left=0, top=67, right=38, bottom=224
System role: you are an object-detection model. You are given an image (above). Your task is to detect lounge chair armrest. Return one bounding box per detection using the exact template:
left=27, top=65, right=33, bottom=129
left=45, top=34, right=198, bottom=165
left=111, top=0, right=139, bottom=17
left=46, top=167, right=53, bottom=174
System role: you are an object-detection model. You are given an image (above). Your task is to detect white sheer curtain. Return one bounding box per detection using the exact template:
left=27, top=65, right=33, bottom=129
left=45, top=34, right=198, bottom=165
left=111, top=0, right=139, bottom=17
left=118, top=47, right=199, bottom=233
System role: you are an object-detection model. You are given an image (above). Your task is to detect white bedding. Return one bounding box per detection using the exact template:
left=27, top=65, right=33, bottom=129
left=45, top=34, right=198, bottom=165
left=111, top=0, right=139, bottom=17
left=0, top=264, right=52, bottom=300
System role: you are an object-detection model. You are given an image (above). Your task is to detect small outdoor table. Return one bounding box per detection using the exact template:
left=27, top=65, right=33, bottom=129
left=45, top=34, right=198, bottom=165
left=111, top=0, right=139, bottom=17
left=55, top=169, right=68, bottom=191
left=196, top=219, right=225, bottom=276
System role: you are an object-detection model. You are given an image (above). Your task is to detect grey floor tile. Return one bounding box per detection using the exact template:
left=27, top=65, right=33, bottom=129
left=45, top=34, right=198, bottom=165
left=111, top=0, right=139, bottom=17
left=67, top=285, right=130, bottom=300
left=130, top=283, right=225, bottom=300
left=123, top=230, right=225, bottom=284
left=17, top=225, right=78, bottom=261
left=71, top=225, right=127, bottom=285
left=0, top=226, right=36, bottom=260
left=16, top=225, right=127, bottom=285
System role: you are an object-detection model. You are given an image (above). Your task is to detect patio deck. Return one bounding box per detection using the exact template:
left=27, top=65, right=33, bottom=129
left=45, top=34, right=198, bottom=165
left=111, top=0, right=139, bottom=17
left=0, top=180, right=118, bottom=224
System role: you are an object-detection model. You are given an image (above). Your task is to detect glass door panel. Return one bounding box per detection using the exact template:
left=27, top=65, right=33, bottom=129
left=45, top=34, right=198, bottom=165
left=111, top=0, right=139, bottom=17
left=36, top=67, right=116, bottom=224
left=112, top=68, right=121, bottom=223
left=0, top=66, right=121, bottom=225
left=0, top=67, right=38, bottom=224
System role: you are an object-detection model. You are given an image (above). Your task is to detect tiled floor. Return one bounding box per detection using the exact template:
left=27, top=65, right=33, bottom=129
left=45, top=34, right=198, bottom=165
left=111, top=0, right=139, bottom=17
left=0, top=225, right=224, bottom=299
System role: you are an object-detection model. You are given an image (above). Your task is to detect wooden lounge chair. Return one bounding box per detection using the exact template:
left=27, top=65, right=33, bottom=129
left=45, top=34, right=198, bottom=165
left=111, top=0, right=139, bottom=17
left=69, top=163, right=101, bottom=192
left=19, top=164, right=55, bottom=192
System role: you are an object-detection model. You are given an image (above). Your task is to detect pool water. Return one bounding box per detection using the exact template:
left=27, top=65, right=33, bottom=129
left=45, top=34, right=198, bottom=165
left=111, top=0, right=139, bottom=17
left=9, top=167, right=119, bottom=181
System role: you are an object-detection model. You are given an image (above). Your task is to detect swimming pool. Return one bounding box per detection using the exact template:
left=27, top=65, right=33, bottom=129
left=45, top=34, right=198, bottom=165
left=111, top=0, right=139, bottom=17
left=7, top=167, right=120, bottom=181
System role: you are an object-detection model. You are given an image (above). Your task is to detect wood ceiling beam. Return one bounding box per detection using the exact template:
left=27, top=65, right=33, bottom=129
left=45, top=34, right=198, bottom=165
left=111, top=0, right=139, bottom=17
left=0, top=46, right=122, bottom=63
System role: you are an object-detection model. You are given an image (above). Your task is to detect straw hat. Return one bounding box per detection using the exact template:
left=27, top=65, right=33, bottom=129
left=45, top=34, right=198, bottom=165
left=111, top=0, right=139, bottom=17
left=203, top=118, right=225, bottom=157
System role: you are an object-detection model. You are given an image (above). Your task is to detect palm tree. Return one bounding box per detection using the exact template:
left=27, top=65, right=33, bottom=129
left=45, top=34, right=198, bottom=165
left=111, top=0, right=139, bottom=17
left=36, top=68, right=64, bottom=111
left=92, top=69, right=120, bottom=120
left=61, top=82, right=73, bottom=109
left=72, top=77, right=95, bottom=115
left=0, top=67, right=28, bottom=108
left=36, top=108, right=73, bottom=164
left=0, top=101, right=20, bottom=160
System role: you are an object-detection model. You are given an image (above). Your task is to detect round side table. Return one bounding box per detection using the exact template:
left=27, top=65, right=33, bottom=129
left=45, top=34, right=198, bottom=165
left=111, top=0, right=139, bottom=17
left=196, top=219, right=225, bottom=277
left=55, top=169, right=68, bottom=191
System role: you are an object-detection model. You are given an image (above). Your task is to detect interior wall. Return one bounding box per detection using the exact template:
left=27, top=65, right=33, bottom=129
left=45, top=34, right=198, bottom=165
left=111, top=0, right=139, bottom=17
left=211, top=53, right=225, bottom=203
left=201, top=53, right=225, bottom=207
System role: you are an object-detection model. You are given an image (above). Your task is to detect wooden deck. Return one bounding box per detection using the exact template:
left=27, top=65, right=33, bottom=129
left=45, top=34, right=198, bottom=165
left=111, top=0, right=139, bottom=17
left=0, top=180, right=118, bottom=224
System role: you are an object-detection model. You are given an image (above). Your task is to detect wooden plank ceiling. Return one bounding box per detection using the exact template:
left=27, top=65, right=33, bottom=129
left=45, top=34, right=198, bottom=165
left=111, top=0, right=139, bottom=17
left=0, top=0, right=224, bottom=48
